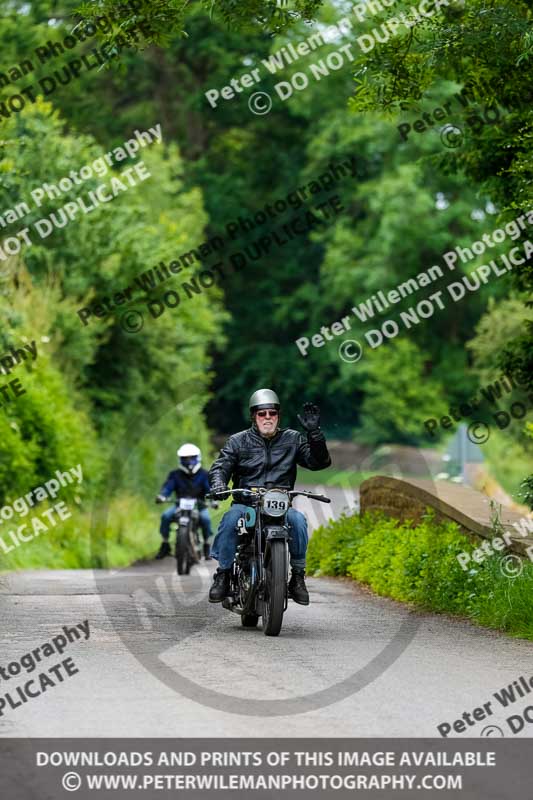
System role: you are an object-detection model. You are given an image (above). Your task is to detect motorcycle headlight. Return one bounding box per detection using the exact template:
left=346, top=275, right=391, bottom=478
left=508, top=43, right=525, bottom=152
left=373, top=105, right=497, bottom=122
left=261, top=489, right=289, bottom=517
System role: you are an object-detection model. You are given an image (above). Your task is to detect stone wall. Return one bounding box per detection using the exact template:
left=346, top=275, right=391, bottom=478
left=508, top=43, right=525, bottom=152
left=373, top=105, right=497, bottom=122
left=360, top=476, right=533, bottom=557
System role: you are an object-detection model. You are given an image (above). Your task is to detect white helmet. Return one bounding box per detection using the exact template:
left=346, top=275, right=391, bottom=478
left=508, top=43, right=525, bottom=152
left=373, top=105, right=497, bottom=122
left=177, top=443, right=201, bottom=474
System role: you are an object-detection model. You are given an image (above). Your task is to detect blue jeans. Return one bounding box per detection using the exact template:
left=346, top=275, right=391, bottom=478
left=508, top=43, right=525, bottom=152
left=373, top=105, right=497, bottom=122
left=160, top=506, right=212, bottom=543
left=210, top=504, right=308, bottom=570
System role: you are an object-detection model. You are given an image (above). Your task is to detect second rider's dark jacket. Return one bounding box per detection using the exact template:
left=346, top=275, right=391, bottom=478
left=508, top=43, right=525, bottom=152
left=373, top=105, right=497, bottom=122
left=209, top=426, right=331, bottom=492
left=160, top=468, right=211, bottom=509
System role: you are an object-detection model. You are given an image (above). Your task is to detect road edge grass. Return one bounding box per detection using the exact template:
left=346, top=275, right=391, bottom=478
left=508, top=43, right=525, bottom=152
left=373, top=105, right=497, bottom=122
left=308, top=510, right=533, bottom=640
left=0, top=495, right=229, bottom=572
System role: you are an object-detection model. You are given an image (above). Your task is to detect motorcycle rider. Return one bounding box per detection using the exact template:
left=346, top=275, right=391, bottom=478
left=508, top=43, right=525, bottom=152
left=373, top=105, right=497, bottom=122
left=155, top=443, right=213, bottom=560
left=208, top=390, right=331, bottom=605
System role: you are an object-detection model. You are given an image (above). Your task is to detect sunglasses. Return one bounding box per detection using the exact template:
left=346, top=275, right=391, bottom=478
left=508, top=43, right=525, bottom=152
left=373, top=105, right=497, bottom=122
left=256, top=410, right=279, bottom=418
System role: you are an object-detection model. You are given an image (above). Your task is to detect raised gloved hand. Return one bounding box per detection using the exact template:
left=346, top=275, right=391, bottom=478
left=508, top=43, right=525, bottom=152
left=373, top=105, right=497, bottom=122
left=155, top=495, right=167, bottom=504
left=297, top=402, right=321, bottom=432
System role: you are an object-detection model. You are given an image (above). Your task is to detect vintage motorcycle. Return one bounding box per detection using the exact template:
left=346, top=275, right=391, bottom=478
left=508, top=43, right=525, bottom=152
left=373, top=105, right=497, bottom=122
left=209, top=487, right=330, bottom=636
left=163, top=498, right=203, bottom=575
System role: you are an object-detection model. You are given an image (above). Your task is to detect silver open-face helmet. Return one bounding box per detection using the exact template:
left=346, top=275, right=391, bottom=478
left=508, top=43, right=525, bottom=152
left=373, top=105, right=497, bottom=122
left=248, top=389, right=280, bottom=414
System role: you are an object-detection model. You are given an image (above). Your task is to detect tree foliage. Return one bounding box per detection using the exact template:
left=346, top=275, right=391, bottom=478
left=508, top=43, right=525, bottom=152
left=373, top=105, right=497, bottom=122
left=0, top=83, right=226, bottom=504
left=76, top=0, right=325, bottom=43
left=0, top=0, right=531, bottom=518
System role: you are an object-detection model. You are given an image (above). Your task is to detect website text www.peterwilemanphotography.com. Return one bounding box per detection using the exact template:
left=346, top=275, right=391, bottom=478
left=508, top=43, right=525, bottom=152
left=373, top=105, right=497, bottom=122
left=1, top=1, right=532, bottom=798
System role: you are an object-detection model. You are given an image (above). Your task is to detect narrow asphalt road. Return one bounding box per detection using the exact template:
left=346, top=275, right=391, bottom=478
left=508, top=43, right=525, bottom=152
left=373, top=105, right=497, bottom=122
left=1, top=485, right=531, bottom=738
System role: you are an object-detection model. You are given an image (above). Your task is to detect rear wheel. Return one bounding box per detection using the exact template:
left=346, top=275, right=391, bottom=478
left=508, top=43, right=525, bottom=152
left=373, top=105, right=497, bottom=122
left=241, top=613, right=259, bottom=628
left=176, top=526, right=191, bottom=575
left=262, top=539, right=287, bottom=637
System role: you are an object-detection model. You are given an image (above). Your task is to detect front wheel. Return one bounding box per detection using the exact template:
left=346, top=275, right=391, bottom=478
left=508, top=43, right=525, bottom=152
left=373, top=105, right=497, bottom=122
left=176, top=526, right=191, bottom=575
left=190, top=522, right=202, bottom=564
left=262, top=539, right=287, bottom=637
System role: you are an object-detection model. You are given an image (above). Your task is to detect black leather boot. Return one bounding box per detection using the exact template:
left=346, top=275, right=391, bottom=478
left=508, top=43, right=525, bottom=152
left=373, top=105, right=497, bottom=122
left=208, top=569, right=230, bottom=603
left=203, top=543, right=212, bottom=561
left=288, top=569, right=309, bottom=605
left=155, top=540, right=171, bottom=559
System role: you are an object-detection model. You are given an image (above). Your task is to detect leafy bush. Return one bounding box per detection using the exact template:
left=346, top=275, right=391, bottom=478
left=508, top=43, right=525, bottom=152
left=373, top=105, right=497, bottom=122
left=0, top=494, right=152, bottom=571
left=519, top=472, right=533, bottom=511
left=0, top=101, right=226, bottom=573
left=308, top=511, right=533, bottom=639
left=0, top=487, right=230, bottom=572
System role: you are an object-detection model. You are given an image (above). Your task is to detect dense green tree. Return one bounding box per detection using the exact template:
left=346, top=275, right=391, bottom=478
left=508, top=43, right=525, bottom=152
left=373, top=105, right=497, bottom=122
left=1, top=0, right=529, bottom=477
left=77, top=0, right=325, bottom=41
left=24, top=0, right=519, bottom=443
left=0, top=92, right=226, bottom=501
left=354, top=338, right=448, bottom=445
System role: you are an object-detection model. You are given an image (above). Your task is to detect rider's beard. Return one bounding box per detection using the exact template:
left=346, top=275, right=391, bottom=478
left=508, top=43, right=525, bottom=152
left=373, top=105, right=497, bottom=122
left=254, top=416, right=279, bottom=439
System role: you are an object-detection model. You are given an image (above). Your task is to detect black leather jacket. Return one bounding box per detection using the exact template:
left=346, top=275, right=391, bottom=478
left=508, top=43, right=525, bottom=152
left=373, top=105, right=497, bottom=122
left=209, top=426, right=331, bottom=492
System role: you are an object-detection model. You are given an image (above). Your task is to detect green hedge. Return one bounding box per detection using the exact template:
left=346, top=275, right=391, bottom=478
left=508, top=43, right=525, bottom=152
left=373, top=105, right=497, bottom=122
left=308, top=511, right=533, bottom=640
left=0, top=495, right=228, bottom=572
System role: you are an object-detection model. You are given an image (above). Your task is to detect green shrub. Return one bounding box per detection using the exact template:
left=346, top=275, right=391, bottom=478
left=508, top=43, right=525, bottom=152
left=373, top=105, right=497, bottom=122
left=0, top=490, right=229, bottom=572
left=308, top=511, right=533, bottom=639
left=0, top=494, right=154, bottom=571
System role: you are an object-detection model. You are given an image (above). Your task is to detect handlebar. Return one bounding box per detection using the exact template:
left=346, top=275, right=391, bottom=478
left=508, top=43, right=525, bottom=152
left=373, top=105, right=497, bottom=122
left=206, top=488, right=330, bottom=504
left=156, top=498, right=218, bottom=506
left=292, top=490, right=331, bottom=503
